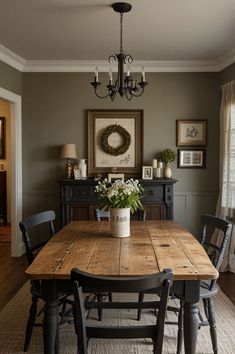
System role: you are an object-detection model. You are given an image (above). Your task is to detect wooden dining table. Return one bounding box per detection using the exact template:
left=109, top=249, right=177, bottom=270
left=25, top=220, right=218, bottom=354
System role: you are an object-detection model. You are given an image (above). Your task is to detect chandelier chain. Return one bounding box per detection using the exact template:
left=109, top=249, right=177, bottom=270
left=120, top=12, right=123, bottom=53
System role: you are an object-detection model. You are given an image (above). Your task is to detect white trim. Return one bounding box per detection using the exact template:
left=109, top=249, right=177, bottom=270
left=0, top=44, right=25, bottom=72
left=0, top=87, right=23, bottom=257
left=0, top=42, right=235, bottom=72
left=23, top=59, right=220, bottom=73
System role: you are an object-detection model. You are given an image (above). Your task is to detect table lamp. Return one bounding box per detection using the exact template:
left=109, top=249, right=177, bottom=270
left=60, top=144, right=77, bottom=179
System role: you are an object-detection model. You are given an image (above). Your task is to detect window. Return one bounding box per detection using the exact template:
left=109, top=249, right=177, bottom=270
left=222, top=104, right=235, bottom=208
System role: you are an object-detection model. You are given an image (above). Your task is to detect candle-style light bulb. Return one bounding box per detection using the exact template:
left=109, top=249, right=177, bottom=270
left=126, top=63, right=131, bottom=77
left=141, top=65, right=145, bottom=82
left=109, top=67, right=113, bottom=85
left=94, top=66, right=99, bottom=82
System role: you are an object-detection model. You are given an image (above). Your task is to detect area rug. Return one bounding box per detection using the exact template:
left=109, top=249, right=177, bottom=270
left=0, top=282, right=234, bottom=354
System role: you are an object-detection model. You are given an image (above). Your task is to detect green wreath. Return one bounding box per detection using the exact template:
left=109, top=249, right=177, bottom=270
left=101, top=124, right=131, bottom=156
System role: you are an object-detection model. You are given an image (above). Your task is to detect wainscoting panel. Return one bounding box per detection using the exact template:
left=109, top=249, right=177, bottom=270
left=174, top=191, right=218, bottom=239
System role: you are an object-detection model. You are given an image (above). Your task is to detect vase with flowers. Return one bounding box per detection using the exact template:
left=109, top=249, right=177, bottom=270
left=95, top=178, right=144, bottom=238
left=158, top=148, right=176, bottom=179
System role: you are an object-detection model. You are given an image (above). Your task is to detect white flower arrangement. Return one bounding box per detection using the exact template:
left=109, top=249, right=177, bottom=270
left=95, top=178, right=144, bottom=213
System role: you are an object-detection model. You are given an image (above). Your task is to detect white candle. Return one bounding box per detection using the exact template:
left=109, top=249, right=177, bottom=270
left=126, top=64, right=131, bottom=77
left=94, top=66, right=99, bottom=82
left=152, top=159, right=158, bottom=168
left=141, top=65, right=145, bottom=82
left=109, top=67, right=113, bottom=85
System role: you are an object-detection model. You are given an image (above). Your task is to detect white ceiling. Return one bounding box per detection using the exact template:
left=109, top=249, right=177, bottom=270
left=0, top=0, right=235, bottom=71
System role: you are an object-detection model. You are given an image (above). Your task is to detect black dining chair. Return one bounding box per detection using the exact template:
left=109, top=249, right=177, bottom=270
left=95, top=208, right=147, bottom=222
left=71, top=268, right=173, bottom=354
left=19, top=210, right=66, bottom=352
left=176, top=214, right=232, bottom=354
left=137, top=208, right=147, bottom=221
left=94, top=208, right=112, bottom=320
left=95, top=208, right=110, bottom=221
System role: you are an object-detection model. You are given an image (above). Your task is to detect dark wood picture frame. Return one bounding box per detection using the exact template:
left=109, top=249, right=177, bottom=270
left=88, top=110, right=143, bottom=177
left=0, top=117, right=6, bottom=159
left=176, top=119, right=207, bottom=147
left=178, top=149, right=206, bottom=168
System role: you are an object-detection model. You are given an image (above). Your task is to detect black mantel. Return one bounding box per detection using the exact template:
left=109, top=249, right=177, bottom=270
left=58, top=178, right=177, bottom=227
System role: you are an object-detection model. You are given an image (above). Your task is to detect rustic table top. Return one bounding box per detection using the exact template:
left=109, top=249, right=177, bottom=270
left=25, top=220, right=218, bottom=281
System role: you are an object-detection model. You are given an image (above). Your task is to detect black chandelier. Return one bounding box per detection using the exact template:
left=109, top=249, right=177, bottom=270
left=91, top=2, right=148, bottom=101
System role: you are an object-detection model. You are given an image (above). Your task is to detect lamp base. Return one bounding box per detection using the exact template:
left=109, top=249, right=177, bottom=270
left=65, top=159, right=73, bottom=179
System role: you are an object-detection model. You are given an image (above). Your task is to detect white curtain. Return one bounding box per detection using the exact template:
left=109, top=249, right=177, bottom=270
left=216, top=80, right=235, bottom=272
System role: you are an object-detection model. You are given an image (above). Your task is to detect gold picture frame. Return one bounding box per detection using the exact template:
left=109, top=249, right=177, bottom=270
left=88, top=110, right=143, bottom=177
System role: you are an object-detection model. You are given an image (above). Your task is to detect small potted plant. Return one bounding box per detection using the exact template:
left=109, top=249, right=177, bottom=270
left=158, top=148, right=176, bottom=179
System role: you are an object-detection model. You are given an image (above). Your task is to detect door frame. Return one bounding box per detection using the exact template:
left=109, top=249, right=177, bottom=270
left=0, top=86, right=23, bottom=256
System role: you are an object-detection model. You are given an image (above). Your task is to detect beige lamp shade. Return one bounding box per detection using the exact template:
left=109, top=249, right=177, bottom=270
left=60, top=144, right=77, bottom=159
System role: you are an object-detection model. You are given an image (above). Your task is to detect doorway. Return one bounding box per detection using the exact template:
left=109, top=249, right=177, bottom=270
left=0, top=87, right=23, bottom=257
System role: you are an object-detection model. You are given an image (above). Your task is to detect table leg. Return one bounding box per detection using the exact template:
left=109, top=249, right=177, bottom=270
left=43, top=300, right=58, bottom=354
left=184, top=281, right=200, bottom=354
left=184, top=302, right=199, bottom=354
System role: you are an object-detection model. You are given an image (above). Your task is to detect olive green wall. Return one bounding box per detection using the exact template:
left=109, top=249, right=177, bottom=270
left=0, top=60, right=22, bottom=95
left=0, top=58, right=221, bottom=236
left=220, top=63, right=235, bottom=84
left=22, top=72, right=220, bottom=235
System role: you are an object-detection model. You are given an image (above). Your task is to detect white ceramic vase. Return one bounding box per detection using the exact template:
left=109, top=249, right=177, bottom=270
left=164, top=162, right=172, bottom=179
left=78, top=159, right=87, bottom=179
left=110, top=208, right=130, bottom=238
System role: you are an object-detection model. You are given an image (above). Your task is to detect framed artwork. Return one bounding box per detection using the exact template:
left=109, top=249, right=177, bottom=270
left=108, top=173, right=124, bottom=183
left=74, top=169, right=81, bottom=180
left=88, top=110, right=143, bottom=177
left=142, top=166, right=153, bottom=180
left=0, top=117, right=5, bottom=159
left=178, top=149, right=206, bottom=168
left=176, top=120, right=207, bottom=147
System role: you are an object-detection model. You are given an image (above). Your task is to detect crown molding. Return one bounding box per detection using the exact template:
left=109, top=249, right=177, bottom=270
left=215, top=48, right=235, bottom=71
left=0, top=43, right=235, bottom=73
left=24, top=59, right=220, bottom=73
left=0, top=44, right=25, bottom=71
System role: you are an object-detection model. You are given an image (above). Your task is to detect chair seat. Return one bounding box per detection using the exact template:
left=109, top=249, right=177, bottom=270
left=199, top=281, right=219, bottom=298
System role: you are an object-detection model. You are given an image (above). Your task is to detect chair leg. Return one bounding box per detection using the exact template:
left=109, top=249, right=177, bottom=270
left=176, top=300, right=184, bottom=354
left=207, top=298, right=218, bottom=354
left=137, top=292, right=144, bottom=321
left=203, top=298, right=209, bottom=319
left=54, top=316, right=60, bottom=354
left=97, top=294, right=103, bottom=321
left=24, top=295, right=38, bottom=352
left=108, top=292, right=112, bottom=302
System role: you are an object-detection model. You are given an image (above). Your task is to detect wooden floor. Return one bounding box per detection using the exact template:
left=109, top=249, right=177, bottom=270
left=0, top=235, right=234, bottom=311
left=0, top=242, right=27, bottom=311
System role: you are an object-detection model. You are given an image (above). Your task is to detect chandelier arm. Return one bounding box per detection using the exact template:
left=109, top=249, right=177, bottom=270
left=93, top=88, right=112, bottom=99
left=125, top=89, right=133, bottom=100
left=124, top=54, right=133, bottom=64
left=108, top=55, right=117, bottom=64
left=130, top=86, right=145, bottom=97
